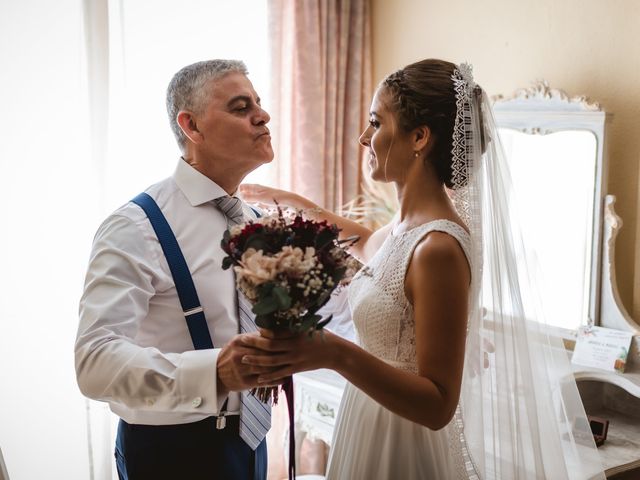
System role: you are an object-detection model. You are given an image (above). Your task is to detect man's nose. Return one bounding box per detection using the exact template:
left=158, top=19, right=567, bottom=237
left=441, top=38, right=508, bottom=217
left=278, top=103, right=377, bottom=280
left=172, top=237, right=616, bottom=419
left=254, top=106, right=270, bottom=125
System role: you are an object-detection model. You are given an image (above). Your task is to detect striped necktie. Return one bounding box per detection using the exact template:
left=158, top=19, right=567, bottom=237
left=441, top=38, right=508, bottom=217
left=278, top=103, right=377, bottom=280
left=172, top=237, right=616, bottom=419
left=213, top=195, right=271, bottom=449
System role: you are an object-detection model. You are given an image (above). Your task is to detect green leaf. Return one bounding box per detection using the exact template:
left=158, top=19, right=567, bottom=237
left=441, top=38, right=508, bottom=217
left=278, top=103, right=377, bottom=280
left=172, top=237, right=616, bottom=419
left=294, top=313, right=321, bottom=333
left=221, top=256, right=234, bottom=270
left=252, top=295, right=279, bottom=315
left=257, top=282, right=274, bottom=296
left=272, top=285, right=292, bottom=309
left=316, top=314, right=333, bottom=330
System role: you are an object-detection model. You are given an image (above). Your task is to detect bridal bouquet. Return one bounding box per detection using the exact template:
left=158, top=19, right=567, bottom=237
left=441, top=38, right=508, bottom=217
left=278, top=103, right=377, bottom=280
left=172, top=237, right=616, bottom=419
left=221, top=206, right=360, bottom=336
left=220, top=206, right=359, bottom=480
left=221, top=205, right=360, bottom=403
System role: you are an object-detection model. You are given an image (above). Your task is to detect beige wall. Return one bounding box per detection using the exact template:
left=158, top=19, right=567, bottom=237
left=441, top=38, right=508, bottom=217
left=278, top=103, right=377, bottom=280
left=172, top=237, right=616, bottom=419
left=371, top=0, right=640, bottom=321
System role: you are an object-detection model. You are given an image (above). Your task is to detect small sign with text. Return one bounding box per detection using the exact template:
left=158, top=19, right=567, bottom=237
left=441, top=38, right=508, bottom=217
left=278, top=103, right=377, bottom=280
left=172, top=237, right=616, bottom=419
left=572, top=325, right=633, bottom=373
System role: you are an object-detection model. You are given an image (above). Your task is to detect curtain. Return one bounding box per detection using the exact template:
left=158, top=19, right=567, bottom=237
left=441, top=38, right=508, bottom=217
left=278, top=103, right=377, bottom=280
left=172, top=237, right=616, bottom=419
left=267, top=0, right=372, bottom=212
left=0, top=1, right=271, bottom=479
left=265, top=2, right=371, bottom=477
left=0, top=1, right=102, bottom=479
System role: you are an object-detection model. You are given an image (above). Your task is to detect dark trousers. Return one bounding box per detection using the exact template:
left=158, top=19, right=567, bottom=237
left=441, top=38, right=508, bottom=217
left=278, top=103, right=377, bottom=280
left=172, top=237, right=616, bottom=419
left=115, top=416, right=267, bottom=480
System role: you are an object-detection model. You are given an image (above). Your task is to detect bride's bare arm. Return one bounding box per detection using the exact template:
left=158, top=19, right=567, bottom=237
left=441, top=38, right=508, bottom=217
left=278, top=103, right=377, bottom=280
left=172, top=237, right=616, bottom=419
left=239, top=184, right=381, bottom=261
left=240, top=232, right=470, bottom=430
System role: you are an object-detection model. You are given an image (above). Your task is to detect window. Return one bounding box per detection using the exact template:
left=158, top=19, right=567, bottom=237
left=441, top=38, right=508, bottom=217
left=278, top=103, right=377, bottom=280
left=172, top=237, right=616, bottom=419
left=0, top=1, right=270, bottom=478
left=105, top=0, right=273, bottom=212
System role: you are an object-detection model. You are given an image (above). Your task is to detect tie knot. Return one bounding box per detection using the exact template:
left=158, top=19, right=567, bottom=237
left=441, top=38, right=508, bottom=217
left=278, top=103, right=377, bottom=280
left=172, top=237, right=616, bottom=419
left=214, top=195, right=246, bottom=225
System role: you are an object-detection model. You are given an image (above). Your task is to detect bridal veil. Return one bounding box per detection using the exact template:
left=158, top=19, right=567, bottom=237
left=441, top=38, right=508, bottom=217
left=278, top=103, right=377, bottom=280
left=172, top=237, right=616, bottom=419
left=450, top=63, right=605, bottom=480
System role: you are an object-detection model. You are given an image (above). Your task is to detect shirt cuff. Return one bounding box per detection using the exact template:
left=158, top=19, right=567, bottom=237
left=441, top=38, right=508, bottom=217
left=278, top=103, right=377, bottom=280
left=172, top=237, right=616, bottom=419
left=177, top=348, right=223, bottom=415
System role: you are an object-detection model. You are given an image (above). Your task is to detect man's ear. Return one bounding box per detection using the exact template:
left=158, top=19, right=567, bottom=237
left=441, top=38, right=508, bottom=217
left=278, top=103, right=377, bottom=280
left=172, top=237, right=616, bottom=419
left=176, top=111, right=203, bottom=145
left=413, top=125, right=431, bottom=152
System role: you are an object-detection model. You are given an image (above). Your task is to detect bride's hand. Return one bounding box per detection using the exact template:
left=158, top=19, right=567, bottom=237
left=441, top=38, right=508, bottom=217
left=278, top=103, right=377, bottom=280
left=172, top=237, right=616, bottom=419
left=239, top=184, right=316, bottom=211
left=258, top=328, right=298, bottom=340
left=239, top=329, right=342, bottom=384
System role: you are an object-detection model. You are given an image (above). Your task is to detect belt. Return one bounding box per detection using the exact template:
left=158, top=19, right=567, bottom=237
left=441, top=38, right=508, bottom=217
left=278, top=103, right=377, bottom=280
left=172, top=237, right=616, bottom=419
left=121, top=415, right=240, bottom=433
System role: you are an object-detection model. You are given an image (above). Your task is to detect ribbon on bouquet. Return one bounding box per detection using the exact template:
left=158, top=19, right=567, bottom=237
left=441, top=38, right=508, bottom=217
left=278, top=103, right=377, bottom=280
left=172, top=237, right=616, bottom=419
left=283, top=376, right=296, bottom=480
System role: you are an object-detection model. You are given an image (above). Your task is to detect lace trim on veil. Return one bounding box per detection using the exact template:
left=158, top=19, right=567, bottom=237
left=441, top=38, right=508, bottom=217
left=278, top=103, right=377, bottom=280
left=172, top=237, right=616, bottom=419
left=450, top=63, right=476, bottom=226
left=447, top=61, right=604, bottom=480
left=449, top=63, right=483, bottom=480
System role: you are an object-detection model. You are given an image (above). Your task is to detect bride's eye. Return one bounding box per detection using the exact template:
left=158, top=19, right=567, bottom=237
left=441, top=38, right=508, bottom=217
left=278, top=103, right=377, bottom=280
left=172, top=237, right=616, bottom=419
left=369, top=119, right=380, bottom=129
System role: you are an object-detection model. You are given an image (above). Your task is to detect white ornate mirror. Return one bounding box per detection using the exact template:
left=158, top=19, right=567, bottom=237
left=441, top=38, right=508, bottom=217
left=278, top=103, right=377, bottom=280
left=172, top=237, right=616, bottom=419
left=492, top=82, right=607, bottom=333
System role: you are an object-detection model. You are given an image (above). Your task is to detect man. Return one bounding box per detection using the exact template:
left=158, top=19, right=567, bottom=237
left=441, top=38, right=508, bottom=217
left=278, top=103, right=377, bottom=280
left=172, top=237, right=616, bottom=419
left=75, top=60, right=276, bottom=480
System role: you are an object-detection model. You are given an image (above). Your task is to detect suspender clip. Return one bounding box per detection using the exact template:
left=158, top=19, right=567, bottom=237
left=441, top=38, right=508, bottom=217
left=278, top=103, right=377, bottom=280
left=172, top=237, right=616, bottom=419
left=184, top=306, right=204, bottom=317
left=216, top=414, right=227, bottom=430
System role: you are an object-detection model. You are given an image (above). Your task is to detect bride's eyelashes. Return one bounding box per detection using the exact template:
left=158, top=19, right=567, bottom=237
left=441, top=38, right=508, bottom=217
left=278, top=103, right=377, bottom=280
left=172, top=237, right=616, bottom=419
left=368, top=118, right=380, bottom=129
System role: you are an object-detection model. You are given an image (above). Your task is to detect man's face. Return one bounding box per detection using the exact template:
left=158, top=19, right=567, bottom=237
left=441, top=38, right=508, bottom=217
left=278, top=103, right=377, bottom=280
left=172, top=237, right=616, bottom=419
left=195, top=72, right=273, bottom=176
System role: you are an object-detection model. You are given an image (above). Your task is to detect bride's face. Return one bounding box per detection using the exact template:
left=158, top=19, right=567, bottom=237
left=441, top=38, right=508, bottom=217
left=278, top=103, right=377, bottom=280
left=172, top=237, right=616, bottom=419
left=359, top=87, right=414, bottom=183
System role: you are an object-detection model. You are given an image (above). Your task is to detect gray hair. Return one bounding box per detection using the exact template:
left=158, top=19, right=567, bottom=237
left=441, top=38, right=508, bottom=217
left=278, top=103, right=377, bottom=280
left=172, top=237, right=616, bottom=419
left=166, top=59, right=248, bottom=151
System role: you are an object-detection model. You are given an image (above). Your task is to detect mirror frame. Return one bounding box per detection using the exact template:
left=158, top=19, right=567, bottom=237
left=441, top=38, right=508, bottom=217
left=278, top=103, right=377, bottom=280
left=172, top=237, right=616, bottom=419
left=492, top=81, right=608, bottom=333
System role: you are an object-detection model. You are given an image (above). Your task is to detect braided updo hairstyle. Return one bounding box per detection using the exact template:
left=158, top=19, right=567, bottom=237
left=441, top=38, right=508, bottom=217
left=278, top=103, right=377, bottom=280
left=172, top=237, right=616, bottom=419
left=382, top=59, right=484, bottom=189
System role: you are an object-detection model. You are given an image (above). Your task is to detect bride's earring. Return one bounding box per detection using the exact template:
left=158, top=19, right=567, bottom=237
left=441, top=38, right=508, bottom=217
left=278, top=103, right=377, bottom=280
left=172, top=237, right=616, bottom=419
left=413, top=150, right=420, bottom=158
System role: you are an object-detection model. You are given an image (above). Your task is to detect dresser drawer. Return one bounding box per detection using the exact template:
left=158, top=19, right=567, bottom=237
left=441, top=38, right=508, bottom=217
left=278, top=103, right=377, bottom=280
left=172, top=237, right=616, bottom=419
left=294, top=370, right=346, bottom=445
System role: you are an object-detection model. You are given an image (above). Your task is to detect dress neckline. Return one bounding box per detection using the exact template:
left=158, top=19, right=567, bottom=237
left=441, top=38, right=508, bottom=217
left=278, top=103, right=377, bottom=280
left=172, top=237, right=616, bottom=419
left=389, top=218, right=469, bottom=238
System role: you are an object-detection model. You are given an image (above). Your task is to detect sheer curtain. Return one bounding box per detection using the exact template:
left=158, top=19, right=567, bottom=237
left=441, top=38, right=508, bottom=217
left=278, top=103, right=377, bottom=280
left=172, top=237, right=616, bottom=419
left=267, top=0, right=371, bottom=212
left=0, top=1, right=269, bottom=479
left=265, top=1, right=372, bottom=477
left=0, top=2, right=97, bottom=479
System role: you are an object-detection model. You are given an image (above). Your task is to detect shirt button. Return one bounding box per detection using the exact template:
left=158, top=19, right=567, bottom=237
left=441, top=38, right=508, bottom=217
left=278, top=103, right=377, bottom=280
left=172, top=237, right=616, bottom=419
left=192, top=397, right=202, bottom=408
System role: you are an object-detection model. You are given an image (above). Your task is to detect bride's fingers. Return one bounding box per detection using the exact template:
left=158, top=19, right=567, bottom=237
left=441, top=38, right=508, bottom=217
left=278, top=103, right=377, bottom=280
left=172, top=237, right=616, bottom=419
left=243, top=364, right=283, bottom=375
left=239, top=184, right=281, bottom=203
left=238, top=183, right=265, bottom=196
left=242, top=353, right=292, bottom=367
left=258, top=328, right=275, bottom=339
left=240, top=333, right=297, bottom=352
left=240, top=363, right=267, bottom=375
left=482, top=337, right=495, bottom=353
left=259, top=328, right=298, bottom=340
left=257, top=367, right=294, bottom=384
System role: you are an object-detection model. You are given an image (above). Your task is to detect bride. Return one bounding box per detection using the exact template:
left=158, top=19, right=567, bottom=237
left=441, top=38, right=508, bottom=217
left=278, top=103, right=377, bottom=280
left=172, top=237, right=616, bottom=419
left=240, top=59, right=605, bottom=479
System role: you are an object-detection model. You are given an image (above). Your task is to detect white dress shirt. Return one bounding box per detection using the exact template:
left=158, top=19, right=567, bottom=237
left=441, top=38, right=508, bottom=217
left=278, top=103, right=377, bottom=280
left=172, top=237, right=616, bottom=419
left=75, top=159, right=255, bottom=425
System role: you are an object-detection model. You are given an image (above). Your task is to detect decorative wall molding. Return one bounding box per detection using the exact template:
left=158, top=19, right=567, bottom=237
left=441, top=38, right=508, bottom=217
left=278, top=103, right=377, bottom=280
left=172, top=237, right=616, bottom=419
left=492, top=80, right=602, bottom=112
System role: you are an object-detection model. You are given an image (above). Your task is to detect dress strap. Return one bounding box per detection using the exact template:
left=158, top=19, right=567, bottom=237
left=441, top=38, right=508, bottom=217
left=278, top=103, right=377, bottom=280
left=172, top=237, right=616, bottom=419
left=404, top=219, right=472, bottom=271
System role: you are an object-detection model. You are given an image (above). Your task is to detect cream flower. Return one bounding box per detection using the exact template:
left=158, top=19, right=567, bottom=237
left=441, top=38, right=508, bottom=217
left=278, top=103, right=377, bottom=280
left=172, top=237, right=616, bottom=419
left=276, top=246, right=317, bottom=277
left=234, top=248, right=279, bottom=285
left=234, top=245, right=320, bottom=287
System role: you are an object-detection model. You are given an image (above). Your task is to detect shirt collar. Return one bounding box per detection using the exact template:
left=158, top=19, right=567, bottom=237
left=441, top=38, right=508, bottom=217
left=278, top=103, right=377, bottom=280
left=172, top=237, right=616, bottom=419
left=173, top=158, right=231, bottom=206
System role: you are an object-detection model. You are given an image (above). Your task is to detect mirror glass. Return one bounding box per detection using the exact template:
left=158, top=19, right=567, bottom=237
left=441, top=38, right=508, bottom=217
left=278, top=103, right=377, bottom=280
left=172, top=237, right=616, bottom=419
left=498, top=128, right=598, bottom=330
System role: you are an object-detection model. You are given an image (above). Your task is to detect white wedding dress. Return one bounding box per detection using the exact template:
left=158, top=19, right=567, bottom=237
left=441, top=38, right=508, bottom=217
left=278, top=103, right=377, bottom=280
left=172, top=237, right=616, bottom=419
left=326, top=219, right=473, bottom=480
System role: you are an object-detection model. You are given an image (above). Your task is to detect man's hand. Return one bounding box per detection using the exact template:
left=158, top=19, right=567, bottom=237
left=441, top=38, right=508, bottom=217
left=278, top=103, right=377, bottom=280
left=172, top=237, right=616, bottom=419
left=239, top=329, right=342, bottom=385
left=216, top=333, right=284, bottom=395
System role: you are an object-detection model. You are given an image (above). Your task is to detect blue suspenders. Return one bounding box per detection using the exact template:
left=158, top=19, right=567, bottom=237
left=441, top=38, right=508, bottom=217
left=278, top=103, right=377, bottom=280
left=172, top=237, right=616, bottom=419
left=131, top=192, right=214, bottom=350
left=120, top=192, right=268, bottom=480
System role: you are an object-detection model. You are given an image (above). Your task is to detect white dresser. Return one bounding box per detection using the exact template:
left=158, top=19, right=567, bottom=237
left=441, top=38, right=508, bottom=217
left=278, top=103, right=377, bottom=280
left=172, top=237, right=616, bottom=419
left=293, top=369, right=346, bottom=448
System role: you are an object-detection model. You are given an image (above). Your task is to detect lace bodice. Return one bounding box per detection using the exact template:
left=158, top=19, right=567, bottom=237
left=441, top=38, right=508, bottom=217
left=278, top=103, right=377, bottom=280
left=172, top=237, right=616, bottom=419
left=348, top=220, right=472, bottom=373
